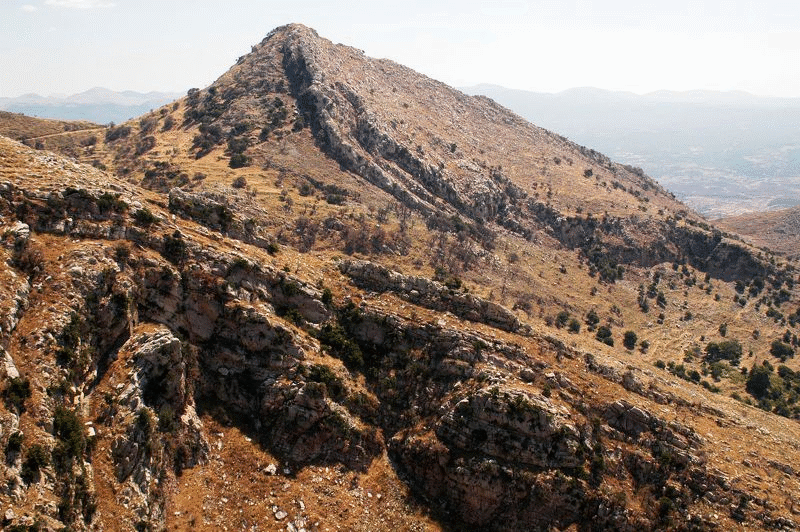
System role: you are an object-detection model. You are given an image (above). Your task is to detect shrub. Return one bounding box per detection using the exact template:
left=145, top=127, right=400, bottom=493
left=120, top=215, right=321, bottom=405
left=162, top=231, right=187, bottom=264
left=4, top=377, right=32, bottom=412
left=304, top=364, right=345, bottom=399
left=227, top=136, right=249, bottom=154
left=595, top=326, right=613, bottom=346
left=623, top=331, right=638, bottom=350
left=105, top=124, right=131, bottom=142
left=770, top=340, right=794, bottom=361
left=705, top=339, right=742, bottom=365
left=6, top=431, right=23, bottom=454
left=568, top=318, right=581, bottom=333
left=53, top=406, right=85, bottom=462
left=318, top=324, right=363, bottom=368
left=158, top=404, right=177, bottom=433
left=192, top=123, right=224, bottom=157
left=135, top=135, right=156, bottom=155
left=11, top=243, right=44, bottom=277
left=21, top=444, right=49, bottom=482
left=231, top=176, right=248, bottom=188
left=162, top=115, right=175, bottom=131
left=96, top=192, right=128, bottom=214
left=746, top=363, right=773, bottom=399
left=133, top=208, right=159, bottom=227
left=321, top=287, right=333, bottom=306
left=229, top=153, right=249, bottom=169
left=114, top=243, right=131, bottom=263
left=555, top=311, right=570, bottom=329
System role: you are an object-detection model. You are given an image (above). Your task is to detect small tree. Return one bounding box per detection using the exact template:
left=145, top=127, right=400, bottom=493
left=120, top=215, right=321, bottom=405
left=586, top=309, right=600, bottom=328
left=770, top=340, right=794, bottom=361
left=21, top=444, right=49, bottom=483
left=705, top=339, right=743, bottom=365
left=4, top=377, right=31, bottom=412
left=596, top=326, right=613, bottom=346
left=746, top=363, right=773, bottom=399
left=623, top=331, right=638, bottom=350
left=229, top=153, right=249, bottom=169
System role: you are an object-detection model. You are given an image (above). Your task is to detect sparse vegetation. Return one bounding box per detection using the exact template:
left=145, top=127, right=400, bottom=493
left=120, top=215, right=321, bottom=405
left=4, top=376, right=32, bottom=412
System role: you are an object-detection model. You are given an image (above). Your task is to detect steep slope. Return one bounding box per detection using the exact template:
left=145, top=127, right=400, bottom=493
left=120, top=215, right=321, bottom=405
left=4, top=133, right=800, bottom=530
left=4, top=23, right=800, bottom=531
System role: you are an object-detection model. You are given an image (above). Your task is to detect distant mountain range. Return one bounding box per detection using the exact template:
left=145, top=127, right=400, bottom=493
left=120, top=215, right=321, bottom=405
left=0, top=87, right=182, bottom=124
left=462, top=84, right=800, bottom=218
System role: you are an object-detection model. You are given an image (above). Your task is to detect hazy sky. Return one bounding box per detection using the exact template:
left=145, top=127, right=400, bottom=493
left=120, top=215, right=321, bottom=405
left=2, top=0, right=799, bottom=98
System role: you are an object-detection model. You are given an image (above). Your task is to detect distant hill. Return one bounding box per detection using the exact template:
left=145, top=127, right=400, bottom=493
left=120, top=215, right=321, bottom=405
left=0, top=87, right=182, bottom=123
left=0, top=110, right=100, bottom=141
left=462, top=84, right=800, bottom=218
left=718, top=206, right=800, bottom=258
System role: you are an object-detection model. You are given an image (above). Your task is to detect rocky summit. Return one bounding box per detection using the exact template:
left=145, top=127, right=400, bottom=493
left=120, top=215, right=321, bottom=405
left=3, top=23, right=800, bottom=531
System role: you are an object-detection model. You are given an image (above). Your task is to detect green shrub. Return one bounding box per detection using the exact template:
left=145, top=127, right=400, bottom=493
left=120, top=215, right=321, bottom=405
left=229, top=153, right=249, bottom=169
left=705, top=339, right=742, bottom=365
left=568, top=318, right=581, bottom=333
left=52, top=406, right=85, bottom=463
left=96, top=192, right=128, bottom=214
left=105, top=124, right=131, bottom=142
left=133, top=208, right=159, bottom=227
left=585, top=309, right=599, bottom=327
left=162, top=231, right=187, bottom=264
left=623, top=331, right=638, bottom=350
left=304, top=364, right=345, bottom=399
left=321, top=287, right=333, bottom=306
left=21, top=444, right=49, bottom=482
left=770, top=340, right=794, bottom=361
left=6, top=431, right=23, bottom=454
left=595, top=326, right=613, bottom=346
left=746, top=363, right=773, bottom=399
left=318, top=324, right=363, bottom=368
left=4, top=377, right=32, bottom=412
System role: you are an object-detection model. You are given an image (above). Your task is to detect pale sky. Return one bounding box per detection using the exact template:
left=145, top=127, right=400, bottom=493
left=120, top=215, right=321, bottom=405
left=2, top=0, right=799, bottom=98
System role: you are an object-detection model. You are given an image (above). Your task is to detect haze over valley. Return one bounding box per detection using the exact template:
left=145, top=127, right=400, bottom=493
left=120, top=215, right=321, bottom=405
left=463, top=85, right=800, bottom=218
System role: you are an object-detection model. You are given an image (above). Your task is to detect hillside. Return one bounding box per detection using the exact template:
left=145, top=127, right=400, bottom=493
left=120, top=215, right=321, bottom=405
left=0, top=110, right=100, bottom=144
left=3, top=23, right=800, bottom=531
left=461, top=84, right=800, bottom=218
left=718, top=207, right=800, bottom=259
